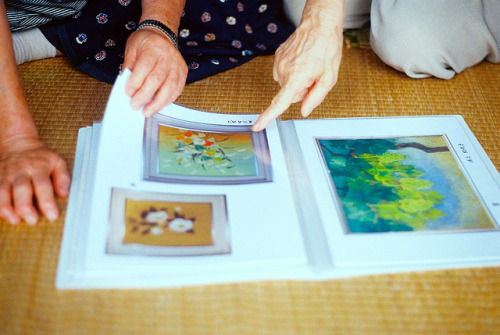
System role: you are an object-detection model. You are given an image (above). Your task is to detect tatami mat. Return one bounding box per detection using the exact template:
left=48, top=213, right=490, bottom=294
left=1, top=47, right=499, bottom=334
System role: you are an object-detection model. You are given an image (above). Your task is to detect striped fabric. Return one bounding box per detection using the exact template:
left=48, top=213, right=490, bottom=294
left=5, top=0, right=87, bottom=31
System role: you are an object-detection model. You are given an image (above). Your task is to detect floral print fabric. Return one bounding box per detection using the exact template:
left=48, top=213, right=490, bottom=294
left=40, top=0, right=294, bottom=84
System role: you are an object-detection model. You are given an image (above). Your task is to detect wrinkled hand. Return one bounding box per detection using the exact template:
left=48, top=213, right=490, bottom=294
left=123, top=28, right=188, bottom=117
left=0, top=137, right=70, bottom=225
left=252, top=18, right=343, bottom=131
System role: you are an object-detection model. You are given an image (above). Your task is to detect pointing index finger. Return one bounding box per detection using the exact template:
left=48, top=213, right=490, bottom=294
left=252, top=83, right=304, bottom=132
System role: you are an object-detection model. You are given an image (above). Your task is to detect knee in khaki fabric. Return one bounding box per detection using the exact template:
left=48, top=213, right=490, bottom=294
left=370, top=0, right=500, bottom=79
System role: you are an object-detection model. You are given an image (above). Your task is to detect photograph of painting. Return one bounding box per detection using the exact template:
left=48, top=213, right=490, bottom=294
left=123, top=199, right=214, bottom=247
left=107, top=188, right=230, bottom=256
left=159, top=126, right=256, bottom=177
left=317, top=135, right=497, bottom=233
left=143, top=114, right=272, bottom=184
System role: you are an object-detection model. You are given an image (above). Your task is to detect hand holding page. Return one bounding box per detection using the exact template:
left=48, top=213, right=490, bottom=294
left=57, top=70, right=500, bottom=289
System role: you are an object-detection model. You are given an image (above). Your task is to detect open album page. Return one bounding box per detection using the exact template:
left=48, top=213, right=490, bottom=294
left=281, top=116, right=500, bottom=279
left=57, top=70, right=311, bottom=289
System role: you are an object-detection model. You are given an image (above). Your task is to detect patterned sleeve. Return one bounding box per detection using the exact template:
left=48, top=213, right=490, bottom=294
left=5, top=0, right=87, bottom=31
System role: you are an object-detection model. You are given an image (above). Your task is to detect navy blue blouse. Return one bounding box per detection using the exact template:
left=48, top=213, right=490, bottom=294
left=38, top=0, right=295, bottom=84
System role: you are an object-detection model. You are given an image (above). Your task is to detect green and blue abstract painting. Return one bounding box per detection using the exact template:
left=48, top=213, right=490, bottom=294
left=317, top=136, right=496, bottom=233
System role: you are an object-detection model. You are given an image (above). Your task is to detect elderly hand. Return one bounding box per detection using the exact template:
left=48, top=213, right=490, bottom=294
left=0, top=136, right=70, bottom=225
left=252, top=0, right=344, bottom=131
left=123, top=28, right=188, bottom=118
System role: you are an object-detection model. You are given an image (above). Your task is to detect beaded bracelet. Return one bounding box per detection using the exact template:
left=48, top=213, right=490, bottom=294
left=136, top=19, right=179, bottom=50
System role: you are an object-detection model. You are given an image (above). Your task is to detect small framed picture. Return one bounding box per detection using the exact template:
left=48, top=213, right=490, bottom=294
left=143, top=114, right=272, bottom=184
left=316, top=135, right=497, bottom=234
left=107, top=188, right=230, bottom=256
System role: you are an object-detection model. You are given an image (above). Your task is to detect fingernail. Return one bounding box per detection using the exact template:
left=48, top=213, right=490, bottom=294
left=25, top=214, right=38, bottom=225
left=252, top=121, right=262, bottom=132
left=302, top=107, right=313, bottom=117
left=7, top=215, right=20, bottom=225
left=130, top=101, right=141, bottom=110
left=143, top=109, right=153, bottom=118
left=61, top=180, right=70, bottom=196
left=46, top=209, right=58, bottom=222
left=126, top=88, right=134, bottom=97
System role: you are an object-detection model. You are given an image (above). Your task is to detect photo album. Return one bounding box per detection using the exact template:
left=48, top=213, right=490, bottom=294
left=56, top=70, right=500, bottom=289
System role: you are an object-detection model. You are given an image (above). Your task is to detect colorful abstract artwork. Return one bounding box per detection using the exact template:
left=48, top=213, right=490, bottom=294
left=158, top=125, right=257, bottom=178
left=317, top=136, right=496, bottom=233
